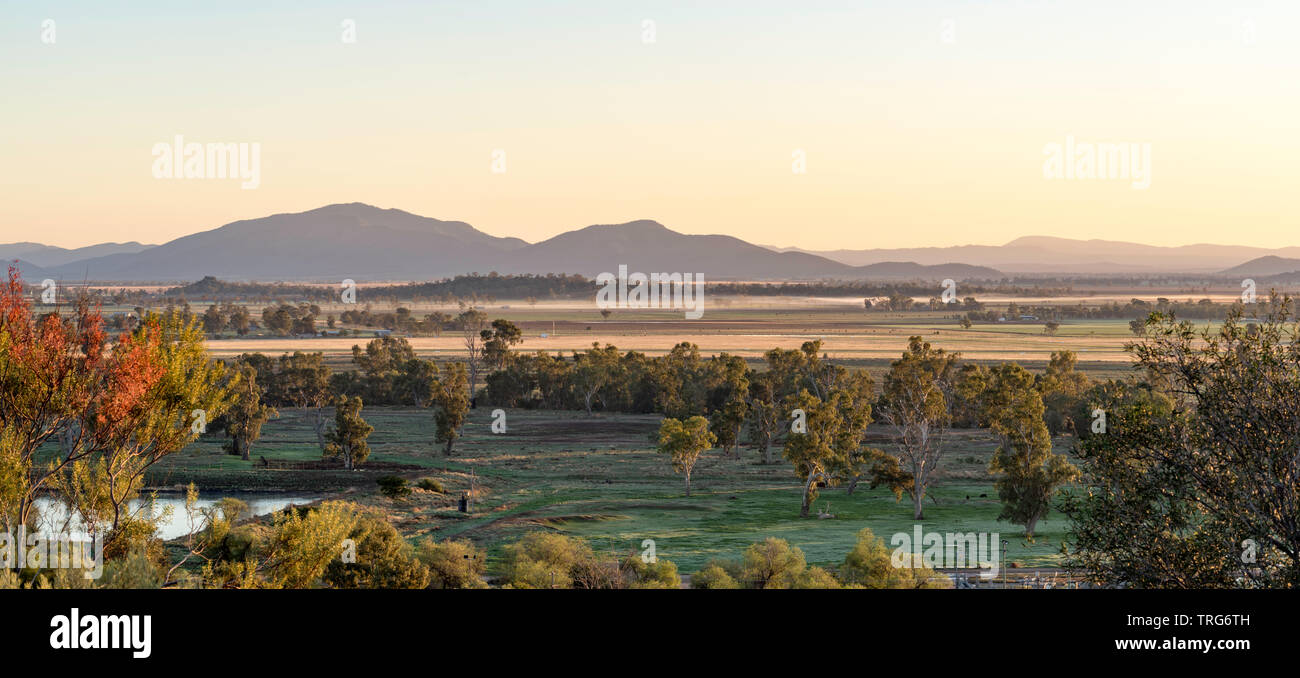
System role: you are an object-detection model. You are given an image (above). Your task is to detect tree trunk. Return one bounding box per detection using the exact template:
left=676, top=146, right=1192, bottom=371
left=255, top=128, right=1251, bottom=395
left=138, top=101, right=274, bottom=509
left=685, top=471, right=691, bottom=497
left=846, top=474, right=860, bottom=495
left=800, top=470, right=821, bottom=518
left=912, top=480, right=924, bottom=519
left=240, top=439, right=250, bottom=462
left=313, top=408, right=326, bottom=451
left=444, top=438, right=454, bottom=456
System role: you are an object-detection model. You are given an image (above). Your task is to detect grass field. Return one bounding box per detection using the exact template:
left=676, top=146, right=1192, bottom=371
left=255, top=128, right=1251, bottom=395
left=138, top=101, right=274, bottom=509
left=147, top=406, right=1080, bottom=575
left=120, top=299, right=1161, bottom=578
left=112, top=296, right=1176, bottom=579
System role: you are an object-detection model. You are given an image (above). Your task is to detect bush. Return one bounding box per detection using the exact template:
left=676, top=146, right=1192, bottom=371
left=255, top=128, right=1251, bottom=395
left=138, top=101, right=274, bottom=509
left=417, top=538, right=487, bottom=589
left=501, top=532, right=591, bottom=589
left=740, top=537, right=807, bottom=589
left=324, top=512, right=428, bottom=589
left=690, top=564, right=740, bottom=589
left=623, top=556, right=681, bottom=589
left=839, top=527, right=952, bottom=589
left=377, top=475, right=412, bottom=499
left=416, top=478, right=444, bottom=493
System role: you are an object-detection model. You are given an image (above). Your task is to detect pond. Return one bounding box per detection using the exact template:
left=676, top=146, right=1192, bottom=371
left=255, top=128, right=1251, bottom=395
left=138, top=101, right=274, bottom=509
left=31, top=493, right=319, bottom=541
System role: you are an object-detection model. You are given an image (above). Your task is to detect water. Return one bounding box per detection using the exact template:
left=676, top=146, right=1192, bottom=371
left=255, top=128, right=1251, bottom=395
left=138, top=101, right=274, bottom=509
left=31, top=493, right=318, bottom=541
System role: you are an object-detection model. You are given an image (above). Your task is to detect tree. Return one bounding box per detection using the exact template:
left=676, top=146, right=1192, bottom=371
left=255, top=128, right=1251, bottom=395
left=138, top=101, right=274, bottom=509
left=481, top=319, right=523, bottom=370
left=352, top=335, right=416, bottom=377
left=1064, top=300, right=1300, bottom=587
left=417, top=538, right=488, bottom=589
left=0, top=273, right=235, bottom=545
left=456, top=308, right=489, bottom=397
left=706, top=354, right=749, bottom=458
left=959, top=315, right=972, bottom=329
left=224, top=362, right=277, bottom=461
left=396, top=358, right=439, bottom=408
left=350, top=335, right=416, bottom=405
left=501, top=532, right=591, bottom=589
left=323, top=511, right=428, bottom=589
left=324, top=395, right=372, bottom=470
left=228, top=305, right=251, bottom=335
left=256, top=501, right=359, bottom=589
left=739, top=537, right=809, bottom=589
left=981, top=363, right=1078, bottom=538
left=377, top=475, right=411, bottom=499
left=432, top=362, right=469, bottom=455
left=878, top=337, right=958, bottom=519
left=781, top=385, right=879, bottom=517
left=274, top=351, right=332, bottom=449
left=1043, top=321, right=1060, bottom=335
left=745, top=371, right=782, bottom=465
left=1040, top=350, right=1091, bottom=435
left=572, top=343, right=620, bottom=415
left=656, top=416, right=716, bottom=497
left=951, top=362, right=991, bottom=427
left=839, top=528, right=952, bottom=589
left=202, top=304, right=225, bottom=333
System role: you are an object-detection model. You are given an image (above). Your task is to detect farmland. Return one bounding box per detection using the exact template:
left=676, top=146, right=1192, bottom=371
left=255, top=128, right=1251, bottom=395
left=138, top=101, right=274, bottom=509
left=110, top=289, right=1207, bottom=581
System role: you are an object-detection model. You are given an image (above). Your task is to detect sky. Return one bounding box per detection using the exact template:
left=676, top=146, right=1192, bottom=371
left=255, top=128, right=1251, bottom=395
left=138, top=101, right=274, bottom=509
left=2, top=1, right=1297, bottom=250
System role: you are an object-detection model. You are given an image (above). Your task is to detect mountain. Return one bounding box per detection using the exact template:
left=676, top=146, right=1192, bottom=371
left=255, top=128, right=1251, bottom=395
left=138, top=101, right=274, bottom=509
left=38, top=205, right=1002, bottom=282
left=0, top=241, right=154, bottom=268
left=5, top=259, right=51, bottom=281
left=48, top=203, right=529, bottom=282
left=768, top=236, right=1300, bottom=274
left=851, top=261, right=1003, bottom=279
left=505, top=219, right=863, bottom=279
left=1219, top=256, right=1300, bottom=277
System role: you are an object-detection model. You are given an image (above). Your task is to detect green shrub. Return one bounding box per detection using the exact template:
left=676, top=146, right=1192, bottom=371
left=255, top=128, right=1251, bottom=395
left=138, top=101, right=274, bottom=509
left=417, top=538, right=487, bottom=589
left=377, top=475, right=412, bottom=499
left=416, top=478, right=444, bottom=493
left=691, top=564, right=740, bottom=589
left=324, top=512, right=429, bottom=589
left=501, top=532, right=590, bottom=589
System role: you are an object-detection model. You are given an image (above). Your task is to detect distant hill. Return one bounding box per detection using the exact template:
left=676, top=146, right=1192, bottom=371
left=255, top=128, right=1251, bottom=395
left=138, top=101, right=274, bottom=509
left=851, top=261, right=1003, bottom=279
left=1218, top=256, right=1300, bottom=277
left=0, top=241, right=154, bottom=268
left=506, top=219, right=864, bottom=280
left=34, top=205, right=1003, bottom=282
left=768, top=236, right=1300, bottom=274
left=47, top=203, right=529, bottom=282
left=4, top=259, right=51, bottom=281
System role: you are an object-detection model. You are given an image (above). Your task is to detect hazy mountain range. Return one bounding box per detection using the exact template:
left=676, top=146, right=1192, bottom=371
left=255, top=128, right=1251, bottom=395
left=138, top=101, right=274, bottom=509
left=5, top=204, right=999, bottom=282
left=767, top=236, right=1300, bottom=276
left=3, top=203, right=1295, bottom=282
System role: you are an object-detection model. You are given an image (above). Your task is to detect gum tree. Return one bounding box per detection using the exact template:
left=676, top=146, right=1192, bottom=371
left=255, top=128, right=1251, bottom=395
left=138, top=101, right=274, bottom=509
left=656, top=415, right=716, bottom=497
left=981, top=362, right=1078, bottom=538
left=324, top=395, right=373, bottom=470
left=432, top=362, right=469, bottom=455
left=878, top=337, right=958, bottom=520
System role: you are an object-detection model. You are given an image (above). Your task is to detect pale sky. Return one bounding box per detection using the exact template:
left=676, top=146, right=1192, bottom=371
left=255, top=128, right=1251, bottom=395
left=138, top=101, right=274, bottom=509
left=2, top=1, right=1297, bottom=250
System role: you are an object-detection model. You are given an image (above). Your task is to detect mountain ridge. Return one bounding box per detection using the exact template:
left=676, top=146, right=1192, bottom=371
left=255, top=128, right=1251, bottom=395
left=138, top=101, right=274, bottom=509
left=9, top=203, right=1286, bottom=282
